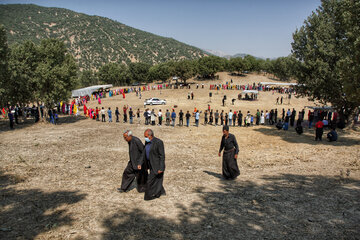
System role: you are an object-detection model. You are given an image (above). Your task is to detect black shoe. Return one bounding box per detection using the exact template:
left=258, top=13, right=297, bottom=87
left=117, top=188, right=126, bottom=193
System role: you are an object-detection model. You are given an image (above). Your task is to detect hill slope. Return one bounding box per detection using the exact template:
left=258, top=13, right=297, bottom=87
left=0, top=4, right=206, bottom=70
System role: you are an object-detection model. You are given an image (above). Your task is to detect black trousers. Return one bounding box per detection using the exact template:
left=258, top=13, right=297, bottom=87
left=315, top=128, right=323, bottom=141
left=102, top=114, right=105, bottom=122
left=121, top=162, right=147, bottom=192
left=144, top=170, right=166, bottom=200
left=222, top=150, right=240, bottom=180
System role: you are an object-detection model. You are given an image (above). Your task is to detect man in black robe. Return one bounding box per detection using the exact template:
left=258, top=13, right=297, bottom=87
left=140, top=129, right=166, bottom=201
left=119, top=130, right=147, bottom=193
left=218, top=125, right=240, bottom=180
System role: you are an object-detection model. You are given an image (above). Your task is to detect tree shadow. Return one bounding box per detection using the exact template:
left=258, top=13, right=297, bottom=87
left=0, top=170, right=86, bottom=239
left=0, top=115, right=87, bottom=133
left=253, top=126, right=360, bottom=146
left=100, top=173, right=360, bottom=239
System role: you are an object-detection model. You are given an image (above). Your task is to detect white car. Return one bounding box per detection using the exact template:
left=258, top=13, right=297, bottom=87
left=144, top=98, right=166, bottom=105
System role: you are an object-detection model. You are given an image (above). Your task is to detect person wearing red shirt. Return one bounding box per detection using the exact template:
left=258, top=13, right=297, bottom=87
left=315, top=119, right=324, bottom=141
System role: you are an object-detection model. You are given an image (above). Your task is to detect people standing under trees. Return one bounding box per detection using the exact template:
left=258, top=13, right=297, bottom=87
left=308, top=110, right=314, bottom=128
left=327, top=128, right=338, bottom=142
left=8, top=109, right=14, bottom=129
left=315, top=118, right=324, bottom=141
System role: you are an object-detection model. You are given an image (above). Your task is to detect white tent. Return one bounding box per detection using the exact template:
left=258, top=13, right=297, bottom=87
left=260, top=82, right=298, bottom=86
left=71, top=84, right=113, bottom=98
left=241, top=90, right=259, bottom=94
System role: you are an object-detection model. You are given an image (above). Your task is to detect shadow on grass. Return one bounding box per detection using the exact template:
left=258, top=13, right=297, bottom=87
left=253, top=126, right=360, bottom=146
left=101, top=173, right=360, bottom=239
left=0, top=170, right=86, bottom=239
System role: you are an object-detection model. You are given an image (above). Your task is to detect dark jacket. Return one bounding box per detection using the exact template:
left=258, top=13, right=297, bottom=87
left=219, top=133, right=239, bottom=154
left=141, top=137, right=165, bottom=173
left=128, top=136, right=144, bottom=169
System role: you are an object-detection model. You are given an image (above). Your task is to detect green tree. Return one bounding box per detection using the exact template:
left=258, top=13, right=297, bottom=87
left=148, top=63, right=171, bottom=83
left=7, top=41, right=39, bottom=106
left=291, top=0, right=360, bottom=122
left=128, top=62, right=151, bottom=83
left=269, top=57, right=292, bottom=81
left=98, top=63, right=129, bottom=86
left=243, top=55, right=261, bottom=72
left=228, top=57, right=245, bottom=75
left=174, top=60, right=196, bottom=84
left=78, top=69, right=98, bottom=87
left=0, top=24, right=9, bottom=105
left=35, top=39, right=78, bottom=109
left=197, top=56, right=224, bottom=78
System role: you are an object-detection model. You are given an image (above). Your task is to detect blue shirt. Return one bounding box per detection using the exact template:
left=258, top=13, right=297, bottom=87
left=171, top=112, right=176, bottom=119
left=145, top=141, right=152, bottom=160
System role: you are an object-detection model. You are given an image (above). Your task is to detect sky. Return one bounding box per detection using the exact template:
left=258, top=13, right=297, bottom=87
left=0, top=0, right=321, bottom=58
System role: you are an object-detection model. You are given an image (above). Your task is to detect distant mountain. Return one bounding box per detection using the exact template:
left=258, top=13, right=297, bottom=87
left=203, top=49, right=264, bottom=60
left=0, top=4, right=207, bottom=70
left=203, top=49, right=230, bottom=58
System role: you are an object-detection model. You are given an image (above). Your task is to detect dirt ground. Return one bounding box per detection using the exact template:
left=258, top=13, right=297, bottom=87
left=1, top=73, right=359, bottom=240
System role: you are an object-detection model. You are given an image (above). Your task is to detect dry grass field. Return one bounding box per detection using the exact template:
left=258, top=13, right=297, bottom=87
left=1, top=73, right=359, bottom=239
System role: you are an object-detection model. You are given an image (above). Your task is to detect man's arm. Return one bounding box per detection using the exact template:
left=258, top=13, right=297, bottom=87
left=218, top=137, right=224, bottom=156
left=135, top=138, right=144, bottom=169
left=158, top=140, right=165, bottom=173
left=232, top=135, right=239, bottom=159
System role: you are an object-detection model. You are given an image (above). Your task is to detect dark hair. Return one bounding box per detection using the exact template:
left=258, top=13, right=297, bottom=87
left=223, top=125, right=229, bottom=131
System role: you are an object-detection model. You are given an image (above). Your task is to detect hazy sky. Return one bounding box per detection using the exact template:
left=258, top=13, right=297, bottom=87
left=0, top=0, right=321, bottom=58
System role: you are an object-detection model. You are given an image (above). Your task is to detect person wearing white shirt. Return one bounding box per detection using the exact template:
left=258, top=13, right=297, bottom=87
left=157, top=110, right=162, bottom=125
left=228, top=110, right=233, bottom=126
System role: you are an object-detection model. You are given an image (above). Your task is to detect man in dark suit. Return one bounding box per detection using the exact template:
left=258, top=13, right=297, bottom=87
left=140, top=129, right=166, bottom=200
left=119, top=130, right=147, bottom=193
